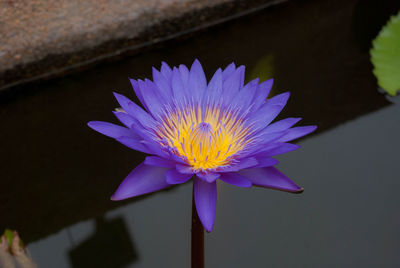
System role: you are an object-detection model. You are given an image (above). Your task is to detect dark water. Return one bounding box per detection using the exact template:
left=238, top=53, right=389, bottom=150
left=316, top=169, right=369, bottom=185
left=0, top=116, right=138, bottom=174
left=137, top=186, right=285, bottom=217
left=1, top=0, right=400, bottom=267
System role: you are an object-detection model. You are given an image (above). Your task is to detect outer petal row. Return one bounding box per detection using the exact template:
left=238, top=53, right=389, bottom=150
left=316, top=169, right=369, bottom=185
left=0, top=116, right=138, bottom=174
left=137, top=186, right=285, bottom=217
left=110, top=160, right=303, bottom=232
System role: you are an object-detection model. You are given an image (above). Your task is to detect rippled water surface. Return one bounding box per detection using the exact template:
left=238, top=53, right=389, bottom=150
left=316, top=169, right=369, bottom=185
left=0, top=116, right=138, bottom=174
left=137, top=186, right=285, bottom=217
left=1, top=0, right=399, bottom=267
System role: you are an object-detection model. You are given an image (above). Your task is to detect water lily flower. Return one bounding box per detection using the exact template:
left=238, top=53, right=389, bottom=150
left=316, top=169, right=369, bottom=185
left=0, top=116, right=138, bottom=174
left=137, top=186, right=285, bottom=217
left=88, top=60, right=316, bottom=232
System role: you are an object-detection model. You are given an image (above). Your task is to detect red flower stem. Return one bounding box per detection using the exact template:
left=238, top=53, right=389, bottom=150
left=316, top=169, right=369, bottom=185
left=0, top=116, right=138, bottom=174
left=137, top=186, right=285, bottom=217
left=191, top=184, right=204, bottom=268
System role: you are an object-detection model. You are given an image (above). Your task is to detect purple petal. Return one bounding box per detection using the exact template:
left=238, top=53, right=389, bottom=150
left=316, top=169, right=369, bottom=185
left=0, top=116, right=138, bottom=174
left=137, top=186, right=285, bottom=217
left=88, top=121, right=137, bottom=139
left=253, top=157, right=279, bottom=168
left=251, top=78, right=273, bottom=111
left=171, top=67, right=187, bottom=104
left=239, top=167, right=303, bottom=193
left=254, top=131, right=287, bottom=146
left=160, top=62, right=172, bottom=80
left=167, top=152, right=187, bottom=164
left=140, top=140, right=169, bottom=158
left=267, top=92, right=290, bottom=106
left=113, top=92, right=155, bottom=128
left=176, top=164, right=194, bottom=174
left=165, top=169, right=192, bottom=184
left=250, top=104, right=284, bottom=130
left=179, top=64, right=190, bottom=86
left=219, top=172, right=252, bottom=188
left=197, top=172, right=221, bottom=183
left=137, top=79, right=165, bottom=118
left=129, top=79, right=148, bottom=111
left=111, top=163, right=170, bottom=201
left=206, top=68, right=223, bottom=102
left=222, top=62, right=236, bottom=80
left=194, top=177, right=217, bottom=232
left=152, top=67, right=172, bottom=100
left=144, top=156, right=177, bottom=168
left=230, top=78, right=259, bottom=111
left=222, top=65, right=245, bottom=104
left=113, top=92, right=134, bottom=114
left=218, top=157, right=258, bottom=172
left=264, top=143, right=301, bottom=156
left=278, top=126, right=317, bottom=142
left=189, top=59, right=207, bottom=101
left=265, top=117, right=302, bottom=133
left=116, top=136, right=152, bottom=154
left=247, top=141, right=282, bottom=156
left=113, top=111, right=136, bottom=128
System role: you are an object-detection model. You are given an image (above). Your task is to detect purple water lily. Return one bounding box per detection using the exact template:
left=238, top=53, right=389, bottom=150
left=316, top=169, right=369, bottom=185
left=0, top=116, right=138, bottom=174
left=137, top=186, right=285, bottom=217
left=88, top=59, right=316, bottom=232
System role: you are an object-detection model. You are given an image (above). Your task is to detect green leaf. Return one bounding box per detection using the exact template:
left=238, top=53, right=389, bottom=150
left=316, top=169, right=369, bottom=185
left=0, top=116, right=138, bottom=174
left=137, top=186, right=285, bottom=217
left=3, top=229, right=25, bottom=249
left=4, top=229, right=14, bottom=247
left=371, top=11, right=400, bottom=96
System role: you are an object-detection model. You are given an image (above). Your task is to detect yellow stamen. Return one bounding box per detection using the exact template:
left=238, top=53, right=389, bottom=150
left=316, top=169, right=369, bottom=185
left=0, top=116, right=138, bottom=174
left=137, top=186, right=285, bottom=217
left=156, top=103, right=252, bottom=171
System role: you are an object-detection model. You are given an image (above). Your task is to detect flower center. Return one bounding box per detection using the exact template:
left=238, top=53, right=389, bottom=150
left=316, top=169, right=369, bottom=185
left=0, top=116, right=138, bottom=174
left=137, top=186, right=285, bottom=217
left=155, top=103, right=253, bottom=171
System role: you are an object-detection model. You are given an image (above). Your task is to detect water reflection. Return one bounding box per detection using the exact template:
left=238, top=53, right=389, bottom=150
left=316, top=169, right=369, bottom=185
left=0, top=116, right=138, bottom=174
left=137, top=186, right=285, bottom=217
left=28, top=184, right=192, bottom=267
left=69, top=217, right=138, bottom=268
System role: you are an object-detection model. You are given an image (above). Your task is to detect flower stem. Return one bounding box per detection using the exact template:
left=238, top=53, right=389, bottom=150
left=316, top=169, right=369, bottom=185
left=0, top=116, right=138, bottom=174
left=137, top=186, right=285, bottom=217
left=191, top=184, right=204, bottom=268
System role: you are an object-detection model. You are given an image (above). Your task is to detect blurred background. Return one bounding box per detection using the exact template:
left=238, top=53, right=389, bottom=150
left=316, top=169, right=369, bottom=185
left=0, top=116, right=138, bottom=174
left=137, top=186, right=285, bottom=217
left=0, top=0, right=400, bottom=267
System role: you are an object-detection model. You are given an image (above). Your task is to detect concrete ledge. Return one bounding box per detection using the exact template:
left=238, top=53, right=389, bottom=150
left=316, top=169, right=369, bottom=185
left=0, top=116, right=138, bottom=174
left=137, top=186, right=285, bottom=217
left=0, top=0, right=282, bottom=91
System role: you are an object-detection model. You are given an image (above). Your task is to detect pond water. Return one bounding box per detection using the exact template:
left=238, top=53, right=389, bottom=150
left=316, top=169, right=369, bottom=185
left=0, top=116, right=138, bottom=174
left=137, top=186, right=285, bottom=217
left=1, top=0, right=399, bottom=267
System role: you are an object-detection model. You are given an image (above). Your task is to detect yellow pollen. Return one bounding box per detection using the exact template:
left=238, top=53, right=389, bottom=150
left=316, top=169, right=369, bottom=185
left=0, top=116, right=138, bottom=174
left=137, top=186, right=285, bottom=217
left=155, top=104, right=252, bottom=171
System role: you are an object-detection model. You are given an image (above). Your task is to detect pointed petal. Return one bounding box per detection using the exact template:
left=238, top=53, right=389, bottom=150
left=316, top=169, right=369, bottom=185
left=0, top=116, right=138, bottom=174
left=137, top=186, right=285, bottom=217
left=129, top=79, right=148, bottom=111
left=152, top=67, right=172, bottom=100
left=222, top=62, right=236, bottom=80
left=267, top=92, right=290, bottom=106
left=165, top=169, right=192, bottom=184
left=194, top=177, right=217, bottom=232
left=220, top=172, right=252, bottom=188
left=144, top=156, right=177, bottom=168
left=278, top=126, right=317, bottom=142
left=265, top=117, right=302, bottom=133
left=111, top=163, right=170, bottom=201
left=205, top=68, right=223, bottom=102
left=223, top=65, right=245, bottom=104
left=251, top=78, right=273, bottom=111
left=239, top=167, right=303, bottom=193
left=88, top=121, right=137, bottom=139
left=231, top=78, right=259, bottom=110
left=113, top=92, right=155, bottom=128
left=171, top=67, right=187, bottom=104
left=264, top=143, right=301, bottom=156
left=113, top=92, right=134, bottom=115
left=137, top=79, right=165, bottom=118
left=179, top=64, right=190, bottom=86
left=161, top=62, right=172, bottom=80
left=189, top=59, right=207, bottom=101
